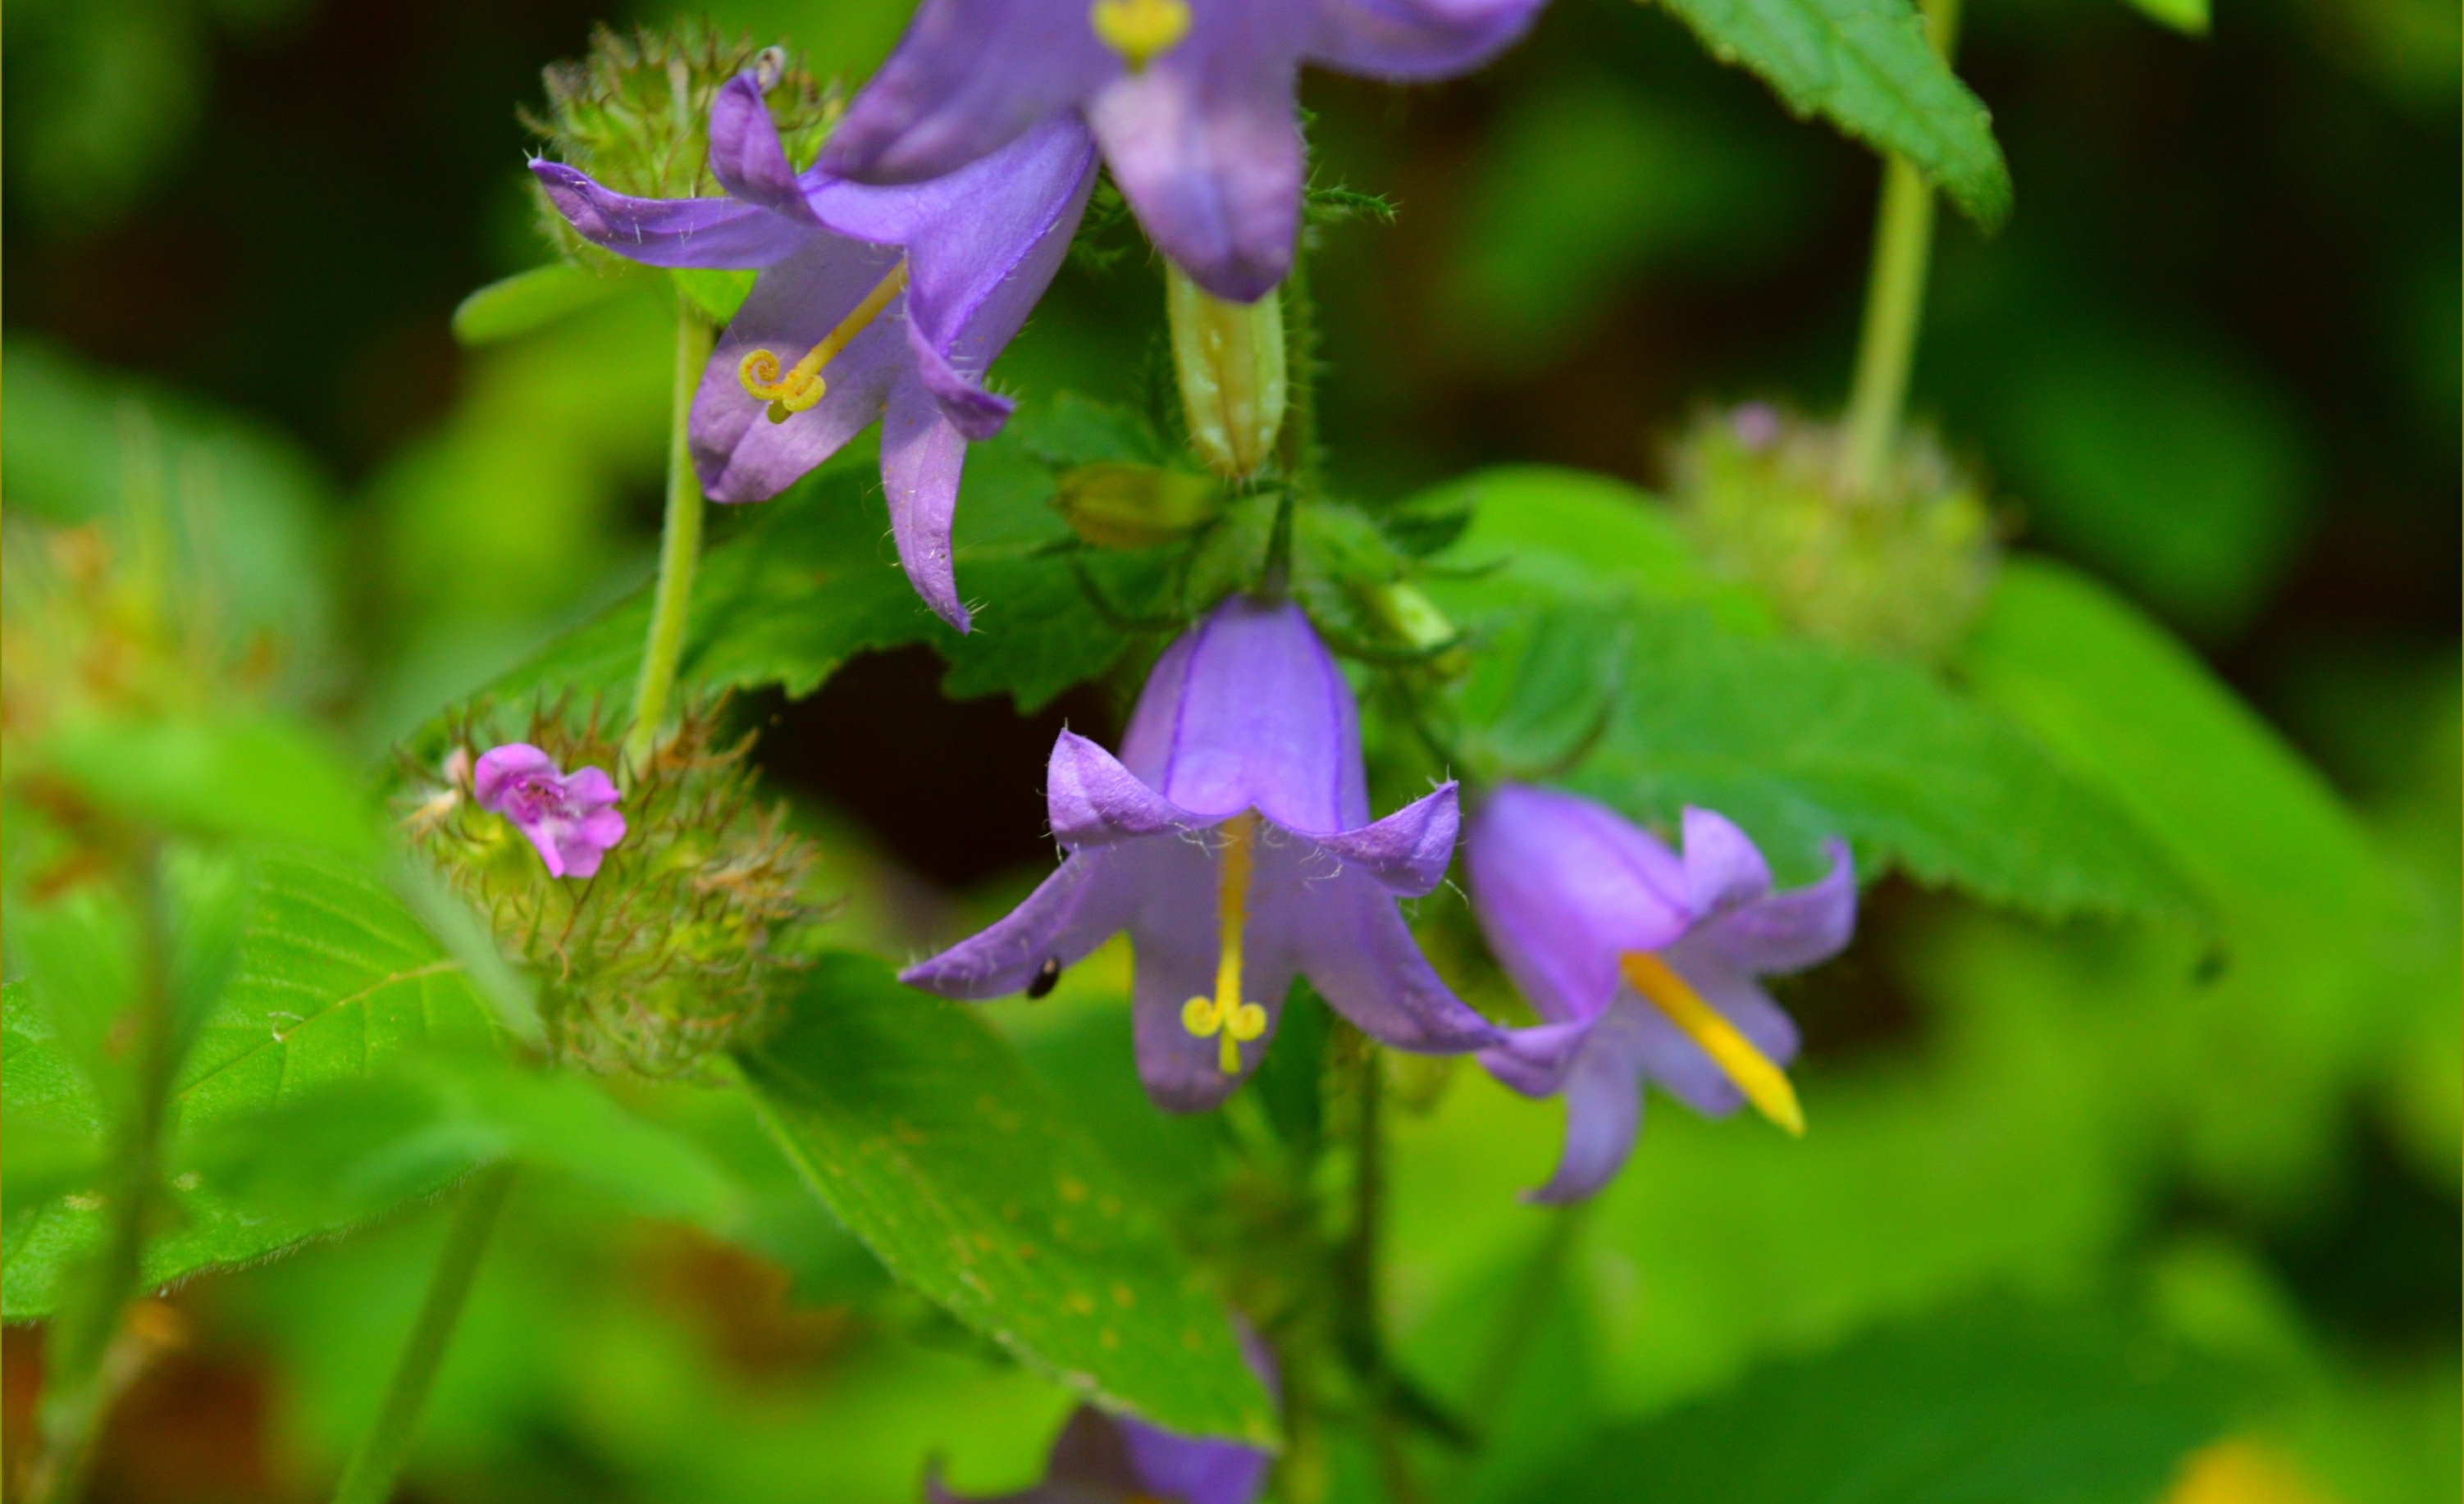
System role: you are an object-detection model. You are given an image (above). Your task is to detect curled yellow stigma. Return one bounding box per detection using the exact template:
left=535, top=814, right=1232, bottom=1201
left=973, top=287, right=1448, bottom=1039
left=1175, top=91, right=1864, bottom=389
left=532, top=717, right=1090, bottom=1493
left=1618, top=950, right=1805, bottom=1136
left=1089, top=0, right=1191, bottom=71
left=737, top=260, right=910, bottom=424
left=1182, top=812, right=1266, bottom=1075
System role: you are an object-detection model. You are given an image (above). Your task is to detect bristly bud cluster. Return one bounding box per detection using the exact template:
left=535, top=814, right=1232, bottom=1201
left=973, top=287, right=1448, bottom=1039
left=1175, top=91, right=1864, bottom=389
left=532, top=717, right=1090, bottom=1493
left=404, top=700, right=823, bottom=1078
left=1672, top=403, right=2001, bottom=663
left=523, top=21, right=835, bottom=262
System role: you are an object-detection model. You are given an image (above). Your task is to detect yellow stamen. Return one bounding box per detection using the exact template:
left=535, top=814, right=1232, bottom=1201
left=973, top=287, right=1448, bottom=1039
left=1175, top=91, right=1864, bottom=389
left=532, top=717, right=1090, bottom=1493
left=737, top=260, right=910, bottom=423
left=1089, top=0, right=1191, bottom=71
left=1618, top=950, right=1805, bottom=1136
left=1181, top=813, right=1266, bottom=1074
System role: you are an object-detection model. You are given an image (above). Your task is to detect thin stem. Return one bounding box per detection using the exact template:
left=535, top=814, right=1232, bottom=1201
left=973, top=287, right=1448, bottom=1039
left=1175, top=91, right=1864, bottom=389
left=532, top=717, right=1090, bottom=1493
left=626, top=308, right=717, bottom=769
left=330, top=1163, right=518, bottom=1504
left=1835, top=0, right=1962, bottom=499
left=1275, top=250, right=1321, bottom=494
left=1333, top=1037, right=1424, bottom=1504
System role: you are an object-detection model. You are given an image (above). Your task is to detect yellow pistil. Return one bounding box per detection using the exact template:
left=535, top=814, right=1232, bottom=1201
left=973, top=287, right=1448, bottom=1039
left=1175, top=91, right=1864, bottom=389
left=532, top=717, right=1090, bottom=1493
left=1618, top=950, right=1805, bottom=1136
left=1089, top=0, right=1191, bottom=71
left=1181, top=812, right=1266, bottom=1074
left=737, top=260, right=910, bottom=423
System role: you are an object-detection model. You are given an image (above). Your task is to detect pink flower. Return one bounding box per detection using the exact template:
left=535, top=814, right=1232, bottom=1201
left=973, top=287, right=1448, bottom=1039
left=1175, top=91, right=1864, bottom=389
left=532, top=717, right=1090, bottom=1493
left=472, top=744, right=627, bottom=879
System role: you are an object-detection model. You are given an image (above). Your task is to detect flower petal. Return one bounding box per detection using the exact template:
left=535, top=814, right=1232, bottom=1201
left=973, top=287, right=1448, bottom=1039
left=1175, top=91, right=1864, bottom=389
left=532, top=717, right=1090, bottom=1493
left=707, top=72, right=824, bottom=223
left=1047, top=731, right=1201, bottom=849
left=1263, top=846, right=1500, bottom=1055
left=1086, top=39, right=1304, bottom=302
left=1466, top=784, right=1691, bottom=1027
left=1631, top=945, right=1800, bottom=1118
left=1307, top=784, right=1458, bottom=896
left=689, top=236, right=907, bottom=503
left=560, top=766, right=619, bottom=809
left=1523, top=1000, right=1651, bottom=1204
left=472, top=744, right=556, bottom=809
left=820, top=0, right=1119, bottom=184
left=1120, top=1419, right=1275, bottom=1504
left=879, top=371, right=974, bottom=631
left=1129, top=835, right=1294, bottom=1112
left=1700, top=839, right=1857, bottom=973
left=1307, top=0, right=1546, bottom=80
left=901, top=846, right=1145, bottom=999
left=1474, top=1016, right=1597, bottom=1098
left=528, top=162, right=814, bottom=269
left=1680, top=805, right=1773, bottom=918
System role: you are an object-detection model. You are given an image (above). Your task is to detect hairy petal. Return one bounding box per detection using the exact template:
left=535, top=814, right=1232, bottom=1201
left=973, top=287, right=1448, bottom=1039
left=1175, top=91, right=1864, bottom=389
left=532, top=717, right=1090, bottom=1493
left=1309, top=784, right=1460, bottom=896
left=530, top=161, right=815, bottom=268
left=1266, top=845, right=1500, bottom=1054
left=706, top=71, right=822, bottom=222
left=878, top=371, right=974, bottom=630
left=1047, top=731, right=1201, bottom=849
left=900, top=846, right=1143, bottom=999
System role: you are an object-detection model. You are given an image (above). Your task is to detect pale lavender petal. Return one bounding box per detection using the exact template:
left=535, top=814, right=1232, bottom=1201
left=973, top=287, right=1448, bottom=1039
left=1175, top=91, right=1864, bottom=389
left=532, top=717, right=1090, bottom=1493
left=1046, top=731, right=1200, bottom=849
left=472, top=744, right=556, bottom=807
left=691, top=236, right=906, bottom=503
left=1120, top=1422, right=1273, bottom=1504
left=880, top=371, right=974, bottom=630
left=1264, top=845, right=1500, bottom=1054
left=821, top=0, right=1119, bottom=185
left=1129, top=833, right=1294, bottom=1111
left=901, top=846, right=1143, bottom=999
left=1525, top=1000, right=1651, bottom=1204
left=1307, top=784, right=1458, bottom=896
left=529, top=162, right=814, bottom=269
left=1307, top=0, right=1545, bottom=80
left=1700, top=839, right=1856, bottom=974
left=707, top=71, right=823, bottom=224
left=561, top=766, right=619, bottom=808
left=1629, top=945, right=1800, bottom=1118
left=1086, top=34, right=1305, bottom=303
left=1465, top=785, right=1691, bottom=1028
left=906, top=322, right=1017, bottom=443
left=1475, top=1016, right=1596, bottom=1098
left=1118, top=598, right=1368, bottom=835
left=1680, top=805, right=1773, bottom=918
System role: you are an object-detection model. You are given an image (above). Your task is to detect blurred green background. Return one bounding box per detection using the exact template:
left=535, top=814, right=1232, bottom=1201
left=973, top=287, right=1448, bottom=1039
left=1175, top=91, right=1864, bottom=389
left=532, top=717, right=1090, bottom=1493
left=3, top=0, right=2456, bottom=1498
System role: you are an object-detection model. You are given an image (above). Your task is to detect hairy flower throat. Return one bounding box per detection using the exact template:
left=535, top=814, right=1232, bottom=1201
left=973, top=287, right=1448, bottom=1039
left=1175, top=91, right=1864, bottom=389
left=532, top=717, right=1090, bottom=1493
left=1090, top=0, right=1190, bottom=71
left=1619, top=951, right=1805, bottom=1135
left=738, top=260, right=910, bottom=422
left=1182, top=812, right=1266, bottom=1073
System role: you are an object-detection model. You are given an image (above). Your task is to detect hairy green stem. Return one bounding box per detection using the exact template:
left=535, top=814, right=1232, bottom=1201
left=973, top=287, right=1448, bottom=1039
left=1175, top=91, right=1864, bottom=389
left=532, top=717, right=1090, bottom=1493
left=626, top=308, right=717, bottom=768
left=330, top=1164, right=518, bottom=1504
left=27, top=851, right=176, bottom=1504
left=1836, top=0, right=1962, bottom=498
left=1276, top=252, right=1321, bottom=494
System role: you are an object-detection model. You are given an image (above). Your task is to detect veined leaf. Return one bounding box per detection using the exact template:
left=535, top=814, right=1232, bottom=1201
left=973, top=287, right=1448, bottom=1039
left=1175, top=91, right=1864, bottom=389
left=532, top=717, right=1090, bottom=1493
left=736, top=953, right=1277, bottom=1447
left=1648, top=0, right=2012, bottom=228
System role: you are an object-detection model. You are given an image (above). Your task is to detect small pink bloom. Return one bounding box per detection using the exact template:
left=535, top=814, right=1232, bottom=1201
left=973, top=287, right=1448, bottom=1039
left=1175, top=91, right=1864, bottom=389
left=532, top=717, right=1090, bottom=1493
left=472, top=744, right=627, bottom=879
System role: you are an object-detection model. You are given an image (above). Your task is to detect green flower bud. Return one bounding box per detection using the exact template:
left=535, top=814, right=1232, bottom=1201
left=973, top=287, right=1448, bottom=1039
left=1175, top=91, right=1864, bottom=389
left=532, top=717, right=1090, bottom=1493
left=1166, top=262, right=1287, bottom=480
left=1052, top=463, right=1223, bottom=548
left=406, top=700, right=821, bottom=1078
left=1673, top=403, right=2000, bottom=663
left=1358, top=581, right=1471, bottom=677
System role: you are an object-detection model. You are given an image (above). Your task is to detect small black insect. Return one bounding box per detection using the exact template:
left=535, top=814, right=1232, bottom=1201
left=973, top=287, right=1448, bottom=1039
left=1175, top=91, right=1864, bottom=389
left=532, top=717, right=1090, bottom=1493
left=1026, top=955, right=1065, bottom=1000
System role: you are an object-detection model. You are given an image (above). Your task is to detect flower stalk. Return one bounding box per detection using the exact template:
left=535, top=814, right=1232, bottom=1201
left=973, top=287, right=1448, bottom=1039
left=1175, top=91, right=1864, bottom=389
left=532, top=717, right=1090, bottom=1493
left=627, top=308, right=716, bottom=769
left=1835, top=0, right=1962, bottom=499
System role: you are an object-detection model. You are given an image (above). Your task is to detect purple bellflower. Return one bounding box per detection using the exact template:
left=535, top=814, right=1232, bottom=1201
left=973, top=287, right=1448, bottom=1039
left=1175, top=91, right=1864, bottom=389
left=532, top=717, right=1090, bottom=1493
left=1467, top=784, right=1856, bottom=1203
left=532, top=71, right=1098, bottom=631
left=473, top=743, right=627, bottom=880
left=818, top=0, right=1548, bottom=303
left=903, top=595, right=1518, bottom=1111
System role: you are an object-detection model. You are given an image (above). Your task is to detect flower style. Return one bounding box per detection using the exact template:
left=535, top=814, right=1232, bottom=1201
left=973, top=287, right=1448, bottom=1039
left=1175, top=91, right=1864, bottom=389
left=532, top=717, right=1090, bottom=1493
left=903, top=595, right=1510, bottom=1111
left=1467, top=784, right=1855, bottom=1203
left=473, top=743, right=627, bottom=879
left=533, top=71, right=1098, bottom=630
left=819, top=0, right=1549, bottom=302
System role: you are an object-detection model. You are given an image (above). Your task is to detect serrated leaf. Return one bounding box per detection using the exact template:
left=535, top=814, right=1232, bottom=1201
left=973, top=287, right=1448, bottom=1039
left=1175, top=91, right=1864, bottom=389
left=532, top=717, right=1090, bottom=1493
left=2, top=846, right=502, bottom=1317
left=735, top=952, right=1277, bottom=1447
left=1649, top=0, right=2012, bottom=228
left=1508, top=1303, right=2238, bottom=1504
left=450, top=262, right=630, bottom=345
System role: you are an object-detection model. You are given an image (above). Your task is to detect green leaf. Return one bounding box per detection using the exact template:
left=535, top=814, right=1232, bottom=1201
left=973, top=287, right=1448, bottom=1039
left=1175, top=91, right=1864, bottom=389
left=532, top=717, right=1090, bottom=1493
left=2119, top=0, right=2207, bottom=35
left=1647, top=0, right=2012, bottom=229
left=34, top=711, right=378, bottom=858
left=1507, top=1303, right=2238, bottom=1504
left=735, top=952, right=1277, bottom=1446
left=672, top=267, right=757, bottom=326
left=450, top=262, right=630, bottom=345
left=2, top=846, right=503, bottom=1318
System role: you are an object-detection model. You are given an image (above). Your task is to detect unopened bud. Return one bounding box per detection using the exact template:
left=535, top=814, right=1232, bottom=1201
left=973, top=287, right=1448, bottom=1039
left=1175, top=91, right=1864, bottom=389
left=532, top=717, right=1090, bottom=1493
left=1166, top=262, right=1287, bottom=480
left=1362, top=581, right=1470, bottom=677
left=1053, top=463, right=1222, bottom=548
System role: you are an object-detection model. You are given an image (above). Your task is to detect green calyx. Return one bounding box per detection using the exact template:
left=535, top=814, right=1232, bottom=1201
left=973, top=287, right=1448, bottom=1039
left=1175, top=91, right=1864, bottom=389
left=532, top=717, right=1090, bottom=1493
left=523, top=22, right=834, bottom=259
left=406, top=700, right=821, bottom=1078
left=1674, top=403, right=2001, bottom=663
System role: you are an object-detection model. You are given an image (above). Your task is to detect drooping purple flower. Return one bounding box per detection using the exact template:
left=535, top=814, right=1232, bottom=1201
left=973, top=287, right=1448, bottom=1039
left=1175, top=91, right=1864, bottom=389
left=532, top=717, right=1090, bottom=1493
left=929, top=1329, right=1276, bottom=1504
left=1467, top=784, right=1855, bottom=1203
left=819, top=0, right=1549, bottom=303
left=473, top=744, right=627, bottom=879
left=903, top=595, right=1518, bottom=1111
left=532, top=71, right=1098, bottom=631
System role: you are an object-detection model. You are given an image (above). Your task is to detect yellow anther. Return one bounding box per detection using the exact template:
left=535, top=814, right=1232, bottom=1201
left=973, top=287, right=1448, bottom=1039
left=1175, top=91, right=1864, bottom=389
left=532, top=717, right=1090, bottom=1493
left=1090, top=0, right=1191, bottom=71
left=1618, top=950, right=1806, bottom=1136
left=1182, top=812, right=1265, bottom=1074
left=737, top=260, right=910, bottom=424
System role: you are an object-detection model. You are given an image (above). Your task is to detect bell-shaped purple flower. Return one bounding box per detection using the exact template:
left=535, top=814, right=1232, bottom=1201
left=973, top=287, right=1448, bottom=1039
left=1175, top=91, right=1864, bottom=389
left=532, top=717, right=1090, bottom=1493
left=819, top=0, right=1548, bottom=303
left=903, top=595, right=1508, bottom=1111
left=532, top=71, right=1098, bottom=631
left=1467, top=784, right=1856, bottom=1203
left=473, top=743, right=627, bottom=879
